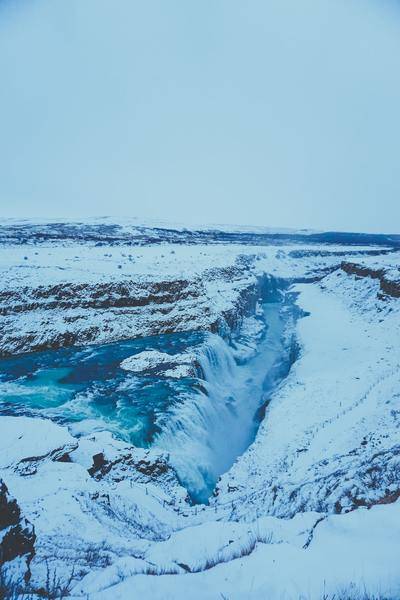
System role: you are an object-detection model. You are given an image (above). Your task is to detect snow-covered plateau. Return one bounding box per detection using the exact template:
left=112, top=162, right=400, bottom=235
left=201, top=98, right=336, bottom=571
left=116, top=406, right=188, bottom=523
left=0, top=219, right=400, bottom=599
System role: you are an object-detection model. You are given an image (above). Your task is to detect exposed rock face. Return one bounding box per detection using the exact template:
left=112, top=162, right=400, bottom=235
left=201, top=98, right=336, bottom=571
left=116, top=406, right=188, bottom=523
left=2, top=220, right=395, bottom=358
left=87, top=448, right=185, bottom=497
left=0, top=259, right=260, bottom=357
left=0, top=279, right=199, bottom=316
left=0, top=480, right=35, bottom=584
left=0, top=278, right=211, bottom=357
left=0, top=417, right=190, bottom=593
left=1, top=221, right=400, bottom=597
left=341, top=261, right=400, bottom=298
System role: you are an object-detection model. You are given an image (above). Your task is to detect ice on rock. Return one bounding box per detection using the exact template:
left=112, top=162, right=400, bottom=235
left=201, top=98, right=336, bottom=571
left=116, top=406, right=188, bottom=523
left=1, top=219, right=400, bottom=598
left=120, top=349, right=197, bottom=379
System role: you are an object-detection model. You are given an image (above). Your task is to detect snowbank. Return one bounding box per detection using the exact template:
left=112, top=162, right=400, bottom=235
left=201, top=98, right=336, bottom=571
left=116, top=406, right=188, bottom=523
left=120, top=350, right=197, bottom=378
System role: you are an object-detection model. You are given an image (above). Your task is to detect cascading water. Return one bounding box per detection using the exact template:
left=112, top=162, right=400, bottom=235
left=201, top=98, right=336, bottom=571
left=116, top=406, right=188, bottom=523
left=154, top=299, right=294, bottom=502
left=0, top=278, right=297, bottom=504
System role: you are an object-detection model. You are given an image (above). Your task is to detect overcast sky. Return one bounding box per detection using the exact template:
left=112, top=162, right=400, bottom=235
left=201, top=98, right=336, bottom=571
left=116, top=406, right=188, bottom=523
left=1, top=0, right=400, bottom=232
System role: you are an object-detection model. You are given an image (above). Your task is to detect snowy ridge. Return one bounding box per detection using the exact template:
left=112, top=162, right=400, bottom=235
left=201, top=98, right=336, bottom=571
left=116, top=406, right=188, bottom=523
left=215, top=267, right=400, bottom=518
left=0, top=240, right=392, bottom=357
left=0, top=220, right=400, bottom=598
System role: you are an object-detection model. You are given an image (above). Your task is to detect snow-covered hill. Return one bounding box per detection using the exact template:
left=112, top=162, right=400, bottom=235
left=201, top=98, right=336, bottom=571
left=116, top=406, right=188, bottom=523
left=0, top=219, right=399, bottom=599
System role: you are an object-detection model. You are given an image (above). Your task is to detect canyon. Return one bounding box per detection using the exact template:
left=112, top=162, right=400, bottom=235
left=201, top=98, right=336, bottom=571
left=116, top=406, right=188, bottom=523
left=0, top=219, right=399, bottom=599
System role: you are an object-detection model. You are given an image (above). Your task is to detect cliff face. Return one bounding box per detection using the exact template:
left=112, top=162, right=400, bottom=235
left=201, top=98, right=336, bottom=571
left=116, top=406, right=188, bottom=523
left=341, top=261, right=400, bottom=298
left=0, top=258, right=260, bottom=357
left=0, top=278, right=210, bottom=356
left=1, top=219, right=398, bottom=359
left=2, top=239, right=392, bottom=358
left=1, top=221, right=400, bottom=598
left=0, top=479, right=35, bottom=586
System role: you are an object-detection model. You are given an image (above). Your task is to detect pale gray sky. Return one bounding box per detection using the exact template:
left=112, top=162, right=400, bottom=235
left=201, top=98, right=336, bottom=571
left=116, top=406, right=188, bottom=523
left=1, top=0, right=400, bottom=232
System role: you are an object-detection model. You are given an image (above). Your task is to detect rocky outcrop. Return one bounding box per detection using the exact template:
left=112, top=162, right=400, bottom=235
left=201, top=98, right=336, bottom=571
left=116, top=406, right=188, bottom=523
left=341, top=261, right=400, bottom=298
left=0, top=279, right=212, bottom=357
left=0, top=480, right=35, bottom=585
left=87, top=449, right=182, bottom=491
left=0, top=257, right=262, bottom=357
left=0, top=279, right=199, bottom=316
left=2, top=220, right=393, bottom=358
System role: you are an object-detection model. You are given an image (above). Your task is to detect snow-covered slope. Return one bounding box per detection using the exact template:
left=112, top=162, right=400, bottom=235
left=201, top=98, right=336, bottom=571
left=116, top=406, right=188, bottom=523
left=0, top=237, right=391, bottom=356
left=0, top=219, right=399, bottom=599
left=215, top=267, right=400, bottom=518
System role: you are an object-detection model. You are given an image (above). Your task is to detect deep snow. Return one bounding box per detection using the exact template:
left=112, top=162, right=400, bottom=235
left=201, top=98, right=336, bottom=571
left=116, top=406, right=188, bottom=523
left=0, top=219, right=400, bottom=599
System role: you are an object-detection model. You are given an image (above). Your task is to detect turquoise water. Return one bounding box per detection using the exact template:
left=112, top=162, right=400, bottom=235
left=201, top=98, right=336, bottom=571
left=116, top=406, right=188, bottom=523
left=0, top=301, right=293, bottom=501
left=0, top=331, right=206, bottom=447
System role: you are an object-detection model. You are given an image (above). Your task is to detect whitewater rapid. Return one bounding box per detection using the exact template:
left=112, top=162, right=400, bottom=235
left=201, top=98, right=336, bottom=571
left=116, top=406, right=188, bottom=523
left=154, top=302, right=293, bottom=502
left=0, top=296, right=296, bottom=503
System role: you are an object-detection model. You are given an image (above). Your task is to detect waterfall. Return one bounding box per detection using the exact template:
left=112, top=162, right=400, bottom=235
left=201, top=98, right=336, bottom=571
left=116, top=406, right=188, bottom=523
left=0, top=276, right=298, bottom=504
left=154, top=300, right=293, bottom=503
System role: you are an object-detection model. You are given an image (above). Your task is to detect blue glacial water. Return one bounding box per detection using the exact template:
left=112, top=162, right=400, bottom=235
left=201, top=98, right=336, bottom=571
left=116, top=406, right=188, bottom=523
left=0, top=330, right=207, bottom=446
left=0, top=301, right=293, bottom=502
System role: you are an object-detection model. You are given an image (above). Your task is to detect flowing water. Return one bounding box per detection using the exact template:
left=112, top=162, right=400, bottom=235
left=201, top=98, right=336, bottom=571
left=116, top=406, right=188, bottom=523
left=0, top=298, right=295, bottom=502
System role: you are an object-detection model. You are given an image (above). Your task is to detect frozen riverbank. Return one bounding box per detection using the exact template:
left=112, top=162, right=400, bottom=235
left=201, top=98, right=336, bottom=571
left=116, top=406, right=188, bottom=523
left=1, top=220, right=400, bottom=598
